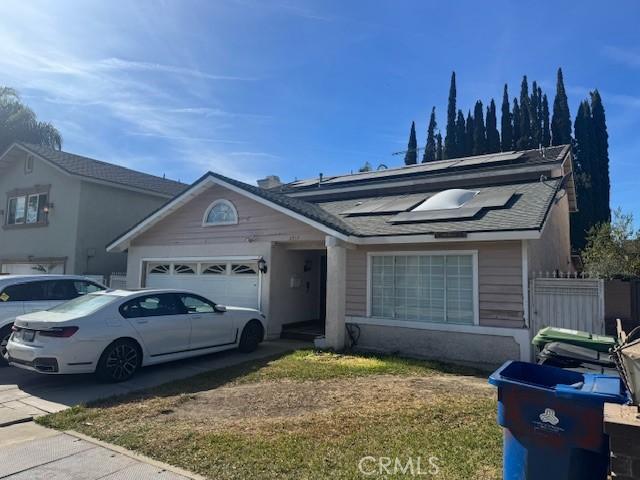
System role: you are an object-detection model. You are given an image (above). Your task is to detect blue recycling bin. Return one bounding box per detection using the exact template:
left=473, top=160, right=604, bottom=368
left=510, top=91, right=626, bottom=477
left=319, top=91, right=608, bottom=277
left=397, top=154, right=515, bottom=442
left=489, top=361, right=628, bottom=480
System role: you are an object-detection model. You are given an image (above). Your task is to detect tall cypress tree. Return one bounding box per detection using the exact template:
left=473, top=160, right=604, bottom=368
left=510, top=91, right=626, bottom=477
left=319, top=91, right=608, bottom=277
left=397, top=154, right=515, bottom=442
left=530, top=81, right=541, bottom=147
left=517, top=76, right=532, bottom=149
left=486, top=99, right=500, bottom=153
left=551, top=67, right=572, bottom=145
left=455, top=110, right=467, bottom=157
left=512, top=98, right=521, bottom=148
left=444, top=72, right=457, bottom=159
left=472, top=100, right=487, bottom=155
left=404, top=121, right=418, bottom=165
left=541, top=94, right=551, bottom=147
left=465, top=110, right=474, bottom=157
left=500, top=84, right=513, bottom=151
left=571, top=101, right=595, bottom=250
left=435, top=132, right=443, bottom=160
left=423, top=107, right=437, bottom=163
left=590, top=90, right=611, bottom=225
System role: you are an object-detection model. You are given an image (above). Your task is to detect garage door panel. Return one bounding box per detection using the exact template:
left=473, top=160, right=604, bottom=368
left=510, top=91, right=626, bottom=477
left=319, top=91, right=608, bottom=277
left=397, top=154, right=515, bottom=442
left=145, top=261, right=259, bottom=309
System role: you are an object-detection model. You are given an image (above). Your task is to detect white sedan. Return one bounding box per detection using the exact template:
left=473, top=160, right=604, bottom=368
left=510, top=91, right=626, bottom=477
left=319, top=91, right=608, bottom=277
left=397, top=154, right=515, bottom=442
left=5, top=289, right=266, bottom=382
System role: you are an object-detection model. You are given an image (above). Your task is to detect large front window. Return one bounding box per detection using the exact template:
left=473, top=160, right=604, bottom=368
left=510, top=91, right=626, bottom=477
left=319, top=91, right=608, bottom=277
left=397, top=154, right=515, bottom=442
left=370, top=253, right=476, bottom=325
left=6, top=192, right=48, bottom=225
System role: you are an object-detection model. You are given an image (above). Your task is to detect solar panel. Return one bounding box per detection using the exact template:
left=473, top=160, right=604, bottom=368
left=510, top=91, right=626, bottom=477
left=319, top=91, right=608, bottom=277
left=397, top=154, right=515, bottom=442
left=466, top=191, right=515, bottom=208
left=340, top=198, right=388, bottom=215
left=373, top=193, right=430, bottom=213
left=389, top=207, right=482, bottom=223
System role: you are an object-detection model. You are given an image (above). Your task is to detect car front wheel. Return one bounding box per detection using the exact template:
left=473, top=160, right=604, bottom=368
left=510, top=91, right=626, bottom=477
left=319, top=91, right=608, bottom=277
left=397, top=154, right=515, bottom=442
left=238, top=321, right=263, bottom=353
left=0, top=324, right=12, bottom=366
left=96, top=339, right=141, bottom=383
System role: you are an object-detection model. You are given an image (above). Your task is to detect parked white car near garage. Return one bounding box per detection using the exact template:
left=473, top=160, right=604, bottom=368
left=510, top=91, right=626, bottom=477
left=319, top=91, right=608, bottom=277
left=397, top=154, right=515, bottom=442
left=6, top=289, right=266, bottom=382
left=0, top=275, right=106, bottom=364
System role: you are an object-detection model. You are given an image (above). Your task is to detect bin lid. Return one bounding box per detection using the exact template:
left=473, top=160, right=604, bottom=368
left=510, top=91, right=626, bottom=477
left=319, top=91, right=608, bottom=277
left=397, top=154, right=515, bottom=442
left=532, top=327, right=616, bottom=352
left=489, top=361, right=628, bottom=403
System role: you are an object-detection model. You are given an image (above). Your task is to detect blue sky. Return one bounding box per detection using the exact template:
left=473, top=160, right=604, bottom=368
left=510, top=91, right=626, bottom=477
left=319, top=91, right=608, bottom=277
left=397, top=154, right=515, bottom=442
left=1, top=1, right=639, bottom=216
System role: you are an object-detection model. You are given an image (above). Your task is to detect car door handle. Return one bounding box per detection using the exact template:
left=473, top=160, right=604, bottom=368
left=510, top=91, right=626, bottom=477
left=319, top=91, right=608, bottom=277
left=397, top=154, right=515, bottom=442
left=191, top=315, right=202, bottom=320
left=136, top=319, right=149, bottom=324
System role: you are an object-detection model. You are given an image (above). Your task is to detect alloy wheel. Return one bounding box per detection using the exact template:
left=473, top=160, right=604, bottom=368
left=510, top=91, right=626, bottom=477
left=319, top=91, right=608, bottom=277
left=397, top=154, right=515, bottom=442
left=104, top=343, right=138, bottom=381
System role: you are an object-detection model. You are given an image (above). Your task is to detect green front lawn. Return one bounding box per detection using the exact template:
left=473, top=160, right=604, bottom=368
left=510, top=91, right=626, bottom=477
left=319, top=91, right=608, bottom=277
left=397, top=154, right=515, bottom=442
left=39, top=350, right=502, bottom=479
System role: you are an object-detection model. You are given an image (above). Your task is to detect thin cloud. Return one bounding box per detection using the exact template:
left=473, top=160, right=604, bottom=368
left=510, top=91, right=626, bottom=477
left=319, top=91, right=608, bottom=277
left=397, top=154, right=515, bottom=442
left=602, top=45, right=640, bottom=69
left=96, top=57, right=255, bottom=81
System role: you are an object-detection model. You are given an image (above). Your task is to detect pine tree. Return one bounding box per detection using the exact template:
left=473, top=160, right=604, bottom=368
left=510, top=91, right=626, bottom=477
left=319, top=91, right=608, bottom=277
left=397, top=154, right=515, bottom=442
left=590, top=90, right=611, bottom=225
left=486, top=99, right=500, bottom=153
left=551, top=67, right=572, bottom=145
left=541, top=94, right=551, bottom=147
left=404, top=121, right=418, bottom=165
left=455, top=110, right=467, bottom=157
left=444, top=72, right=457, bottom=159
left=500, top=84, right=513, bottom=151
left=517, top=76, right=532, bottom=149
left=512, top=98, right=521, bottom=148
left=472, top=101, right=487, bottom=155
left=571, top=101, right=595, bottom=250
left=423, top=107, right=437, bottom=163
left=435, top=132, right=443, bottom=160
left=465, top=110, right=474, bottom=157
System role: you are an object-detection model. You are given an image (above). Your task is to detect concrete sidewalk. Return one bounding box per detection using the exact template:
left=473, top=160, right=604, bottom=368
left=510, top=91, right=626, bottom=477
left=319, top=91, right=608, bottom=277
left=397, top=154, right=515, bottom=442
left=0, top=423, right=203, bottom=479
left=0, top=339, right=307, bottom=427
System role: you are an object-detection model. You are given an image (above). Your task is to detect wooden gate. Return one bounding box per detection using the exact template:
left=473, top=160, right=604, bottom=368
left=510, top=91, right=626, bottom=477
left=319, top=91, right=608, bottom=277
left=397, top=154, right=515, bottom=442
left=530, top=276, right=605, bottom=335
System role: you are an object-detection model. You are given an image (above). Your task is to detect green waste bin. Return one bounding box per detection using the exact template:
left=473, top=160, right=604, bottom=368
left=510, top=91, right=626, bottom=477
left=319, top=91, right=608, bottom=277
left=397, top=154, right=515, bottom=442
left=532, top=327, right=616, bottom=353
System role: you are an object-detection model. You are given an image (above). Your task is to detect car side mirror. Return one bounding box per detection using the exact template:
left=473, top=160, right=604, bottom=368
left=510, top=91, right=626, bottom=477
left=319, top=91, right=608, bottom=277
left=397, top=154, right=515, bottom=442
left=214, top=304, right=227, bottom=313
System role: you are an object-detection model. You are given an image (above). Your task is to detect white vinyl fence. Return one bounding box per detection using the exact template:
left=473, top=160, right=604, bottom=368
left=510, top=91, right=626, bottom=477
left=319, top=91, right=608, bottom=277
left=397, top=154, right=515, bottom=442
left=529, top=273, right=605, bottom=336
left=109, top=272, right=128, bottom=290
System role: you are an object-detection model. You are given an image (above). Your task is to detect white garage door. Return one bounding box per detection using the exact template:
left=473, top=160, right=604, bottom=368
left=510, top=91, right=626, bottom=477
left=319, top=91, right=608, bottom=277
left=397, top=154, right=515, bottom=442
left=1, top=263, right=64, bottom=275
left=144, top=260, right=260, bottom=309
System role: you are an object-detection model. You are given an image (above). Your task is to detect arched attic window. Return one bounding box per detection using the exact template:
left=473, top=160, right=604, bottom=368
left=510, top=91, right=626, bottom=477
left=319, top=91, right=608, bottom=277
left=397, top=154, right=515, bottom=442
left=202, top=199, right=238, bottom=226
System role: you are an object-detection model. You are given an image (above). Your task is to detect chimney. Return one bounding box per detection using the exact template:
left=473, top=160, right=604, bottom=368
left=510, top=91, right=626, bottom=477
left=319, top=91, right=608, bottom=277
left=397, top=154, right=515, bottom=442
left=257, top=175, right=283, bottom=189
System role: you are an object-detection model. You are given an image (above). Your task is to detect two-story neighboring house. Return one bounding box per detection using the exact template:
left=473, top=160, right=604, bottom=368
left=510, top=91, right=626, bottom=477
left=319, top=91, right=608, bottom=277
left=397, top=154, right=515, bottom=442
left=107, top=145, right=576, bottom=368
left=0, top=143, right=186, bottom=278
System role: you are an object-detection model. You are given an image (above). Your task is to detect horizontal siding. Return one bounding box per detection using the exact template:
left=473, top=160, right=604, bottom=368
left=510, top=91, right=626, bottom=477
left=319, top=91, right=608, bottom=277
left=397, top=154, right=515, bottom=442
left=133, top=184, right=325, bottom=246
left=346, top=241, right=524, bottom=328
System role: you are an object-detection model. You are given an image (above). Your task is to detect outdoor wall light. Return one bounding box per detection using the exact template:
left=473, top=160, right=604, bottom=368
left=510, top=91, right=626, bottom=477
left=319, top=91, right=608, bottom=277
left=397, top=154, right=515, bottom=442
left=43, top=202, right=54, bottom=214
left=257, top=257, right=268, bottom=274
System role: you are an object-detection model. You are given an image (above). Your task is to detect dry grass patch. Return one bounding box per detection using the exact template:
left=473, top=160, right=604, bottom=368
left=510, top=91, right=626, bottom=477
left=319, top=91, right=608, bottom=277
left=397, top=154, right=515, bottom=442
left=39, top=350, right=502, bottom=479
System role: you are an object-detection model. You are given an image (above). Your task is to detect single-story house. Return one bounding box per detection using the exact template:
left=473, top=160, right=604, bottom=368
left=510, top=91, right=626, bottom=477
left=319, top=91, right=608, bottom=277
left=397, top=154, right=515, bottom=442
left=0, top=143, right=186, bottom=278
left=107, top=145, right=576, bottom=367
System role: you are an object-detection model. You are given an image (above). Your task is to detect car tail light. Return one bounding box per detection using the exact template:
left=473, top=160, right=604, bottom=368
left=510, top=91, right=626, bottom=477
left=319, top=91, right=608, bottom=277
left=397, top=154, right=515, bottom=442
left=39, top=326, right=79, bottom=338
left=11, top=325, right=18, bottom=332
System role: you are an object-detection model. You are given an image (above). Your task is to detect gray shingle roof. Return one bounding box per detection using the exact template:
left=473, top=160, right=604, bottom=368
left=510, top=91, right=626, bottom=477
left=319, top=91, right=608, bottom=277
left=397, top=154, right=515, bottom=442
left=208, top=172, right=561, bottom=237
left=315, top=179, right=561, bottom=236
left=18, top=143, right=187, bottom=197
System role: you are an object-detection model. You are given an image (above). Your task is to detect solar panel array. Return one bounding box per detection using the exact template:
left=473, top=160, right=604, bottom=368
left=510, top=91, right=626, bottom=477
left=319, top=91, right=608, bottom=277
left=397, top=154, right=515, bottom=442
left=340, top=193, right=430, bottom=215
left=287, top=151, right=524, bottom=189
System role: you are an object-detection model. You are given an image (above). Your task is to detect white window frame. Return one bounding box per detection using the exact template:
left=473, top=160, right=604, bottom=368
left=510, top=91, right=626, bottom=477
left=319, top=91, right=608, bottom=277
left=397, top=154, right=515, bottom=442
left=366, top=250, right=479, bottom=326
left=202, top=199, right=238, bottom=227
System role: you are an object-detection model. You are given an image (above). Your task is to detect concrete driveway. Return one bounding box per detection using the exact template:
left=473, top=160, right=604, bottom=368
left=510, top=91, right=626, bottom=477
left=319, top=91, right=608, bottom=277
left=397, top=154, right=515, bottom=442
left=0, top=339, right=306, bottom=426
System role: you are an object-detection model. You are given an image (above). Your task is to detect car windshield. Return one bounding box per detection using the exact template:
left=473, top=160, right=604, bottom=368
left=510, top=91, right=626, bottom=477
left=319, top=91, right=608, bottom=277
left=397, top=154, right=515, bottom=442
left=48, top=293, right=118, bottom=315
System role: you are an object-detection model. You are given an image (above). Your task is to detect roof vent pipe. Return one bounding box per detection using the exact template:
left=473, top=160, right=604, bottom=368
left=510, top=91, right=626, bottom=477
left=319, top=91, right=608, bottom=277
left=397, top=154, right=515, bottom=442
left=318, top=173, right=323, bottom=186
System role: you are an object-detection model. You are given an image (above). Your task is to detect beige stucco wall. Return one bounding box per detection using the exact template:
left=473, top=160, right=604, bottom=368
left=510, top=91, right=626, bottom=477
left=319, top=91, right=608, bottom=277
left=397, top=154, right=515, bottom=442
left=346, top=241, right=525, bottom=328
left=354, top=323, right=523, bottom=370
left=527, top=191, right=572, bottom=276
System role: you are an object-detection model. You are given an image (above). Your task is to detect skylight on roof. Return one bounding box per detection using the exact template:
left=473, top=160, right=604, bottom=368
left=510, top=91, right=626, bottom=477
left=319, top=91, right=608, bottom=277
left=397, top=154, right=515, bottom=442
left=412, top=189, right=478, bottom=211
